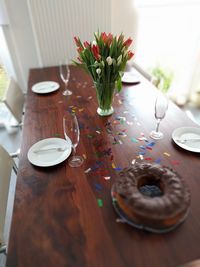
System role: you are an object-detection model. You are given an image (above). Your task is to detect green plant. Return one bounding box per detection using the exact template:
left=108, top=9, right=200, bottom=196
left=73, top=31, right=134, bottom=92
left=151, top=66, right=173, bottom=93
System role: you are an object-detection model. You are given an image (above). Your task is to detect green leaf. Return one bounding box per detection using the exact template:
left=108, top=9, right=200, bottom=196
left=116, top=77, right=122, bottom=92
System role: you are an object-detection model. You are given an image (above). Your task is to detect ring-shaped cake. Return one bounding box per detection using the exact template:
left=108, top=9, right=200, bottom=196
left=112, top=163, right=191, bottom=232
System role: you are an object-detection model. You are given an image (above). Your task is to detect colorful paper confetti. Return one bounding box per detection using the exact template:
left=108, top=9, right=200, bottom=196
left=84, top=168, right=91, bottom=173
left=155, top=158, right=162, bottom=164
left=104, top=176, right=111, bottom=180
left=94, top=183, right=103, bottom=191
left=97, top=199, right=103, bottom=207
left=131, top=159, right=136, bottom=165
left=131, top=137, right=138, bottom=143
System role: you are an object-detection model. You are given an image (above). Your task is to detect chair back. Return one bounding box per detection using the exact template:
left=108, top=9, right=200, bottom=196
left=0, top=145, right=16, bottom=249
left=3, top=78, right=25, bottom=124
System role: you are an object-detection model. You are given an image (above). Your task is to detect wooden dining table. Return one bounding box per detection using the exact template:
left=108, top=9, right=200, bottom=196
left=6, top=65, right=200, bottom=267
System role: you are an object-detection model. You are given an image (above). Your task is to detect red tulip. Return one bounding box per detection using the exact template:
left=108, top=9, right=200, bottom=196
left=74, top=36, right=80, bottom=47
left=77, top=47, right=83, bottom=53
left=77, top=56, right=83, bottom=62
left=101, top=32, right=108, bottom=43
left=127, top=51, right=134, bottom=60
left=92, top=45, right=100, bottom=60
left=83, top=41, right=90, bottom=48
left=101, top=32, right=113, bottom=46
left=107, top=33, right=113, bottom=46
left=123, top=38, right=133, bottom=48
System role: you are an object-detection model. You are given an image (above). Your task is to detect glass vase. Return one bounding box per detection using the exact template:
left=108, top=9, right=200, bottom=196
left=94, top=82, right=115, bottom=116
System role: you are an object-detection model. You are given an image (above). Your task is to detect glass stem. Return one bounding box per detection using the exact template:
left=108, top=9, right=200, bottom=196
left=156, top=119, right=161, bottom=132
left=72, top=146, right=76, bottom=157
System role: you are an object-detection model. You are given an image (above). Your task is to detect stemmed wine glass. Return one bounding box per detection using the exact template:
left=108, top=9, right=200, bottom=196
left=150, top=93, right=169, bottom=140
left=59, top=60, right=72, bottom=96
left=63, top=113, right=84, bottom=167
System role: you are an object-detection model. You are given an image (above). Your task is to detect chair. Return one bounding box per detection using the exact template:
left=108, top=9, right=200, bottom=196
left=0, top=145, right=18, bottom=254
left=2, top=78, right=25, bottom=127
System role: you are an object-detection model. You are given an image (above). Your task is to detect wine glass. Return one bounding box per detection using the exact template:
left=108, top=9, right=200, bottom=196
left=59, top=60, right=72, bottom=96
left=150, top=93, right=169, bottom=140
left=63, top=113, right=84, bottom=167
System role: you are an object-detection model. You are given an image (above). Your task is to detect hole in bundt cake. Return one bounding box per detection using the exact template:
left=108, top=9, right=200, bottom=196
left=138, top=175, right=164, bottom=197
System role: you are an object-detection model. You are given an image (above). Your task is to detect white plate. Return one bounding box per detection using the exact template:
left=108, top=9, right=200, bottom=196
left=122, top=72, right=140, bottom=84
left=32, top=81, right=60, bottom=94
left=172, top=127, right=200, bottom=153
left=28, top=137, right=72, bottom=167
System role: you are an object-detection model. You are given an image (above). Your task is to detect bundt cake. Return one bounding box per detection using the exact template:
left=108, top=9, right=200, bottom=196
left=112, top=162, right=190, bottom=232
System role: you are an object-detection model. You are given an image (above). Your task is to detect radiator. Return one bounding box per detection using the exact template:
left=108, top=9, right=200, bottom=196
left=27, top=0, right=111, bottom=67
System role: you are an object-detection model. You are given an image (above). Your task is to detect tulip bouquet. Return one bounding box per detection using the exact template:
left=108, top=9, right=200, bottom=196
left=73, top=31, right=134, bottom=116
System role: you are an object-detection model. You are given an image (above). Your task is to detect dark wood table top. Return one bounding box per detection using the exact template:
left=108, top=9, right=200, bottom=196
left=7, top=66, right=200, bottom=267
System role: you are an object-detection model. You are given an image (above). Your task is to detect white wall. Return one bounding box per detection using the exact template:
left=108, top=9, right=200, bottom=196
left=111, top=0, right=138, bottom=51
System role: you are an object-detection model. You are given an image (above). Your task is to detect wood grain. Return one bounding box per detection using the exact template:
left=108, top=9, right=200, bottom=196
left=6, top=66, right=200, bottom=267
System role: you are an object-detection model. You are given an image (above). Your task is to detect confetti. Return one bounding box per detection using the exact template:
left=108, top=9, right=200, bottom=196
left=145, top=157, right=153, bottom=161
left=78, top=108, right=84, bottom=112
left=82, top=154, right=87, bottom=159
left=147, top=142, right=155, bottom=147
left=131, top=138, right=138, bottom=143
left=84, top=168, right=91, bottom=173
left=127, top=121, right=133, bottom=125
left=97, top=199, right=103, bottom=207
left=137, top=137, right=148, bottom=141
left=96, top=130, right=101, bottom=134
left=155, top=158, right=162, bottom=164
left=87, top=96, right=92, bottom=100
left=94, top=183, right=103, bottom=191
left=146, top=146, right=152, bottom=150
left=114, top=167, right=122, bottom=171
left=139, top=155, right=144, bottom=160
left=131, top=159, right=136, bottom=165
left=118, top=132, right=127, bottom=137
left=139, top=145, right=145, bottom=150
left=112, top=162, right=116, bottom=168
left=163, top=152, right=171, bottom=157
left=104, top=176, right=111, bottom=180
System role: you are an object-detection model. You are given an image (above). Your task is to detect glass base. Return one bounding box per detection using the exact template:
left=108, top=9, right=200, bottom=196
left=63, top=89, right=72, bottom=96
left=150, top=130, right=164, bottom=140
left=68, top=155, right=84, bottom=167
left=97, top=106, right=114, bottom=116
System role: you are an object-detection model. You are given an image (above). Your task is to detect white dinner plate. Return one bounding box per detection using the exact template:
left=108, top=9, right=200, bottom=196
left=27, top=137, right=72, bottom=167
left=32, top=81, right=60, bottom=94
left=172, top=127, right=200, bottom=153
left=122, top=72, right=140, bottom=84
